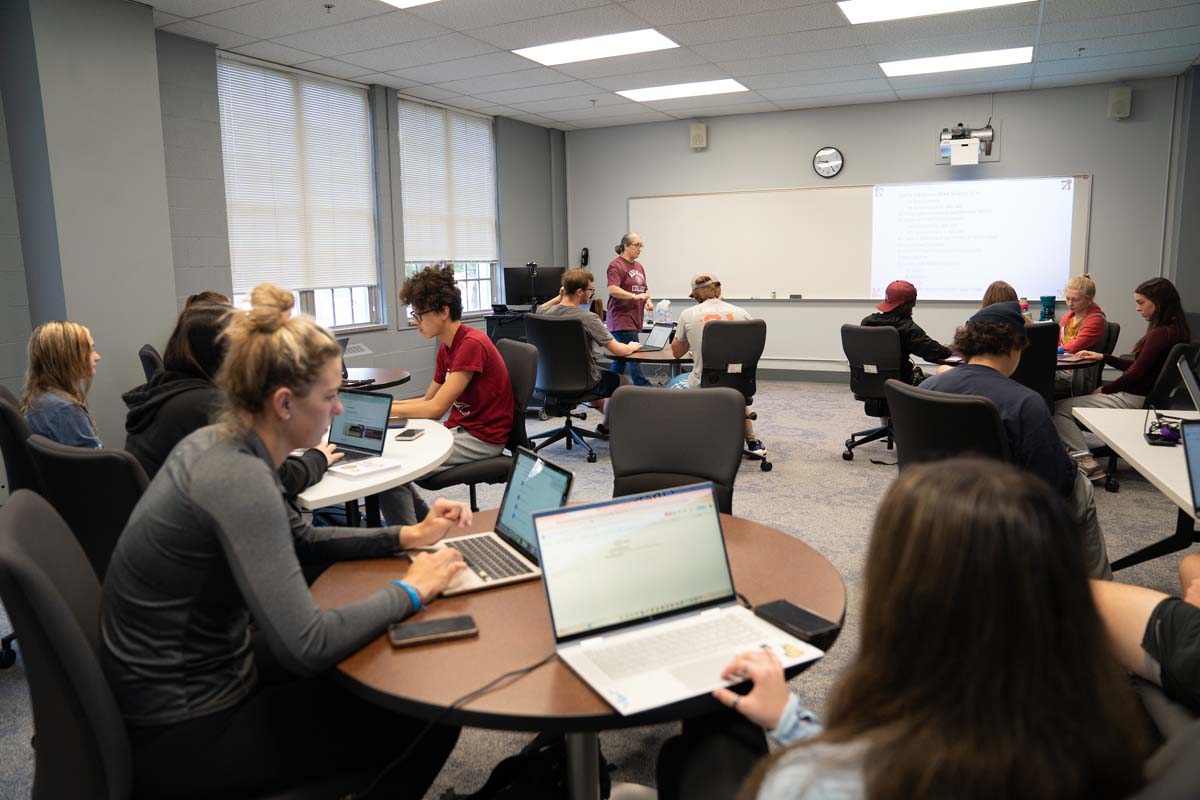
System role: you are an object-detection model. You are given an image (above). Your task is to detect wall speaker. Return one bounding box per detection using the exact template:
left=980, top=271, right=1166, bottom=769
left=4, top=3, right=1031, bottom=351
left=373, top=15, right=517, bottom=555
left=1108, top=86, right=1132, bottom=120
left=689, top=122, right=707, bottom=150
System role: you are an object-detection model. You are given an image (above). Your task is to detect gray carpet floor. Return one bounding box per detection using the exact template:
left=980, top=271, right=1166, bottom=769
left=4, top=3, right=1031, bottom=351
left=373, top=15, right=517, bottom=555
left=0, top=380, right=1188, bottom=799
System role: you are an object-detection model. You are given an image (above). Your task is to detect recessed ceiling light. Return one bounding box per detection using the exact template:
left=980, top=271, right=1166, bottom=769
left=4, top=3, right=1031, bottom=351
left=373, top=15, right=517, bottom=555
left=513, top=29, right=678, bottom=67
left=381, top=0, right=443, bottom=8
left=617, top=78, right=749, bottom=103
left=837, top=0, right=1034, bottom=24
left=879, top=46, right=1033, bottom=77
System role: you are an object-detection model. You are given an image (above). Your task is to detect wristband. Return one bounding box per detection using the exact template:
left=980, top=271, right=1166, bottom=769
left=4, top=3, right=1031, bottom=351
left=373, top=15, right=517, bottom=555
left=394, top=580, right=423, bottom=612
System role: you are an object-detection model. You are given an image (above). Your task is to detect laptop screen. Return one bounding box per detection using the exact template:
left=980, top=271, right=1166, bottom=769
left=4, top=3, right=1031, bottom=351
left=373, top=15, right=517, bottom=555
left=329, top=390, right=390, bottom=455
left=1185, top=422, right=1200, bottom=515
left=495, top=449, right=573, bottom=561
left=337, top=337, right=350, bottom=378
left=1178, top=356, right=1200, bottom=410
left=645, top=324, right=672, bottom=349
left=534, top=484, right=734, bottom=641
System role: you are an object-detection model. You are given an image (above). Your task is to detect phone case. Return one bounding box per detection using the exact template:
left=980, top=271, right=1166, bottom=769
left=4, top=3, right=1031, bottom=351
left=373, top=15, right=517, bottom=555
left=388, top=616, right=477, bottom=648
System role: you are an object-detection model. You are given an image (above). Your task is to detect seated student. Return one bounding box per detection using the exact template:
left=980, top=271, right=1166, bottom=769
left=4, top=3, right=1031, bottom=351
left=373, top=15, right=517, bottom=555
left=922, top=302, right=1112, bottom=578
left=20, top=320, right=103, bottom=448
left=387, top=265, right=513, bottom=524
left=101, top=284, right=468, bottom=799
left=981, top=279, right=1018, bottom=307
left=1091, top=554, right=1200, bottom=715
left=589, top=297, right=606, bottom=322
left=657, top=459, right=1146, bottom=800
left=1059, top=274, right=1106, bottom=353
left=185, top=289, right=231, bottom=307
left=665, top=273, right=765, bottom=456
left=535, top=268, right=641, bottom=431
left=860, top=280, right=951, bottom=384
left=1053, top=277, right=1190, bottom=464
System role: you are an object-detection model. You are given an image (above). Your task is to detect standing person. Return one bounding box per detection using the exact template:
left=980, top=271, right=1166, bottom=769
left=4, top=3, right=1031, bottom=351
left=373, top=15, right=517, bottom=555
left=20, top=320, right=103, bottom=448
left=860, top=280, right=951, bottom=384
left=1058, top=274, right=1106, bottom=354
left=607, top=232, right=654, bottom=386
left=101, top=284, right=468, bottom=799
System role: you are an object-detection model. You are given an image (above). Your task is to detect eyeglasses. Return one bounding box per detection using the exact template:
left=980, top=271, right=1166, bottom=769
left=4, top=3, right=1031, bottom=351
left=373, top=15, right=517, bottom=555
left=409, top=308, right=430, bottom=323
left=630, top=242, right=644, bottom=248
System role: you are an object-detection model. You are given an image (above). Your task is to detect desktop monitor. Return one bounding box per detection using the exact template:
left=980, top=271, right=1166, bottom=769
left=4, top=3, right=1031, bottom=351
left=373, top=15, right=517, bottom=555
left=503, top=267, right=565, bottom=306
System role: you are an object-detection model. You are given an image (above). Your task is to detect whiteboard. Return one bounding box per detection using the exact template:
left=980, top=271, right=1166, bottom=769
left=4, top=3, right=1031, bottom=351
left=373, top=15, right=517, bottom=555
left=628, top=175, right=1092, bottom=301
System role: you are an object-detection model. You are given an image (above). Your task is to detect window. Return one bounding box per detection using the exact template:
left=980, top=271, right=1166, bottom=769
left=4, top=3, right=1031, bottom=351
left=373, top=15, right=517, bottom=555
left=397, top=99, right=498, bottom=316
left=216, top=57, right=382, bottom=329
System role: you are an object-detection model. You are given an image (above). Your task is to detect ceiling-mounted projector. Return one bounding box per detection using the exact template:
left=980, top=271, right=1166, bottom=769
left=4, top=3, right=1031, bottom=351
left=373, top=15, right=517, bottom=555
left=938, top=122, right=996, bottom=165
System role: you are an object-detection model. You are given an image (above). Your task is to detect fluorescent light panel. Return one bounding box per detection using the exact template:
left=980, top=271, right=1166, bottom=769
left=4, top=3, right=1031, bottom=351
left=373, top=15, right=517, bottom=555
left=880, top=46, right=1032, bottom=77
left=382, top=0, right=442, bottom=7
left=617, top=79, right=748, bottom=103
left=514, top=29, right=678, bottom=67
left=837, top=0, right=1034, bottom=24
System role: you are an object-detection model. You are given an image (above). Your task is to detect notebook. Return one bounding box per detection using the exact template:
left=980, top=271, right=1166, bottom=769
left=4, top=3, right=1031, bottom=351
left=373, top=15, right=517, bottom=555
left=439, top=448, right=573, bottom=596
left=638, top=323, right=674, bottom=353
left=326, top=389, right=397, bottom=476
left=533, top=483, right=822, bottom=716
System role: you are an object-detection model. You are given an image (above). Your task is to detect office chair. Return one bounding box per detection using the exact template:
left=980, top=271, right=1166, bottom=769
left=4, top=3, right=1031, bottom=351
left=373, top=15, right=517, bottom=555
left=1130, top=714, right=1200, bottom=800
left=418, top=339, right=538, bottom=511
left=1009, top=321, right=1058, bottom=410
left=884, top=380, right=1011, bottom=469
left=1185, top=312, right=1200, bottom=344
left=524, top=314, right=606, bottom=463
left=698, top=319, right=772, bottom=471
left=839, top=324, right=902, bottom=461
left=25, top=435, right=149, bottom=581
left=1071, top=320, right=1120, bottom=396
left=138, top=344, right=163, bottom=382
left=0, top=388, right=41, bottom=669
left=608, top=386, right=745, bottom=514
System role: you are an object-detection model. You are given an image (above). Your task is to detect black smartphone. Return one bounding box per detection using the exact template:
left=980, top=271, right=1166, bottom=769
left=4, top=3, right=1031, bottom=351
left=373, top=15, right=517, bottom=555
left=754, top=600, right=840, bottom=649
left=394, top=428, right=425, bottom=441
left=388, top=615, right=478, bottom=648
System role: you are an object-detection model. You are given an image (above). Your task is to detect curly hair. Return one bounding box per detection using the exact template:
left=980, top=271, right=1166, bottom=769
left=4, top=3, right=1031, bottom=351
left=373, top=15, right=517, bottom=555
left=953, top=320, right=1027, bottom=358
left=400, top=265, right=462, bottom=321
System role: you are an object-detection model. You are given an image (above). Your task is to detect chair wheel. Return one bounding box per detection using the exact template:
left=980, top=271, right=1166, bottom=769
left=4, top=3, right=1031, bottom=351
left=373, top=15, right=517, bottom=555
left=0, top=648, right=15, bottom=669
left=587, top=452, right=597, bottom=463
left=842, top=451, right=853, bottom=461
left=1105, top=476, right=1119, bottom=493
left=760, top=460, right=773, bottom=472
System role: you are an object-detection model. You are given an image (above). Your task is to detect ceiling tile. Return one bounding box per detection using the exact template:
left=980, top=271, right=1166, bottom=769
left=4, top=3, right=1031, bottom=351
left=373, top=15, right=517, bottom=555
left=618, top=0, right=827, bottom=26
left=477, top=80, right=605, bottom=105
left=886, top=62, right=1032, bottom=89
left=1041, top=0, right=1200, bottom=24
left=149, top=0, right=257, bottom=18
left=893, top=78, right=1032, bottom=100
left=567, top=110, right=675, bottom=126
left=1034, top=45, right=1200, bottom=77
left=659, top=4, right=848, bottom=47
left=434, top=68, right=577, bottom=95
left=741, top=62, right=882, bottom=90
left=389, top=51, right=534, bottom=84
left=717, top=46, right=875, bottom=76
left=1038, top=27, right=1200, bottom=61
left=758, top=77, right=893, bottom=100
left=293, top=58, right=375, bottom=79
left=507, top=93, right=636, bottom=114
left=399, top=84, right=463, bottom=102
left=512, top=113, right=561, bottom=126
left=465, top=4, right=649, bottom=50
left=409, top=0, right=611, bottom=30
left=1030, top=61, right=1195, bottom=88
left=159, top=19, right=256, bottom=49
left=357, top=72, right=421, bottom=89
left=474, top=104, right=524, bottom=116
left=590, top=63, right=730, bottom=91
left=438, top=95, right=500, bottom=110
left=339, top=34, right=498, bottom=72
left=229, top=40, right=322, bottom=65
left=666, top=100, right=780, bottom=118
left=852, top=3, right=1039, bottom=45
left=549, top=102, right=667, bottom=120
left=551, top=47, right=709, bottom=79
left=691, top=26, right=865, bottom=60
left=273, top=11, right=450, bottom=57
left=1040, top=6, right=1200, bottom=43
left=640, top=89, right=767, bottom=111
left=153, top=10, right=184, bottom=27
left=865, top=27, right=1037, bottom=63
left=196, top=0, right=388, bottom=40
left=773, top=90, right=897, bottom=109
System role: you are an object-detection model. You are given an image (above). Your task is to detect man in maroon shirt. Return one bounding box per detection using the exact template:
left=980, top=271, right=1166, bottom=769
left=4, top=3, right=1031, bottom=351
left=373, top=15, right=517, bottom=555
left=607, top=232, right=654, bottom=386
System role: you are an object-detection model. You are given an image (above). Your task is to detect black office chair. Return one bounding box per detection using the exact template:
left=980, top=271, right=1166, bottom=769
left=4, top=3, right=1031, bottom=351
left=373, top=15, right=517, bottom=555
left=0, top=387, right=39, bottom=669
left=1071, top=320, right=1120, bottom=396
left=138, top=343, right=163, bottom=382
left=1009, top=321, right=1058, bottom=410
left=525, top=314, right=606, bottom=463
left=25, top=435, right=149, bottom=582
left=699, top=319, right=772, bottom=472
left=418, top=339, right=538, bottom=511
left=1185, top=312, right=1200, bottom=344
left=840, top=324, right=902, bottom=461
left=1131, top=714, right=1200, bottom=799
left=0, top=490, right=372, bottom=800
left=608, top=386, right=745, bottom=514
left=884, top=380, right=1011, bottom=469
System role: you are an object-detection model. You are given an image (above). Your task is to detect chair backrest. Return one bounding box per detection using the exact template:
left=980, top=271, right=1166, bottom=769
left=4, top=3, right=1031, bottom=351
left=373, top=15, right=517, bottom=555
left=1185, top=312, right=1200, bottom=344
left=699, top=319, right=767, bottom=403
left=0, top=490, right=132, bottom=799
left=0, top=389, right=44, bottom=495
left=1009, top=321, right=1058, bottom=410
left=884, top=379, right=1011, bottom=469
left=1074, top=320, right=1122, bottom=395
left=608, top=386, right=744, bottom=514
left=1146, top=342, right=1200, bottom=411
left=1130, top=717, right=1200, bottom=799
left=495, top=338, right=538, bottom=451
left=25, top=435, right=149, bottom=581
left=138, top=344, right=163, bottom=382
left=841, top=324, right=903, bottom=401
left=523, top=314, right=595, bottom=400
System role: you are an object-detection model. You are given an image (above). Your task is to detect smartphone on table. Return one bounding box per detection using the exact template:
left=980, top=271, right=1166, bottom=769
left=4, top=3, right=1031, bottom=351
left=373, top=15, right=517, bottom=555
left=395, top=428, right=425, bottom=441
left=388, top=615, right=478, bottom=648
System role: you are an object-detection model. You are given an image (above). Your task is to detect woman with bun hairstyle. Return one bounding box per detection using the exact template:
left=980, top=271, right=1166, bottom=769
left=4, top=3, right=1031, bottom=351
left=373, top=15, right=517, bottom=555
left=102, top=285, right=467, bottom=799
left=20, top=320, right=103, bottom=447
left=607, top=232, right=653, bottom=386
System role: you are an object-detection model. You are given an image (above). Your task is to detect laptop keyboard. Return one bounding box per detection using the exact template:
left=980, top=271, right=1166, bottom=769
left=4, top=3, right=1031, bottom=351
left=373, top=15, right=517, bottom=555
left=337, top=450, right=377, bottom=463
left=587, top=613, right=764, bottom=681
left=445, top=536, right=533, bottom=581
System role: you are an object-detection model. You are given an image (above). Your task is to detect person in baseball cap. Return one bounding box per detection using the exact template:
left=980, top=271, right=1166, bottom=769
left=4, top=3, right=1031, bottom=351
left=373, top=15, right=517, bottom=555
left=876, top=279, right=918, bottom=312
left=860, top=279, right=951, bottom=384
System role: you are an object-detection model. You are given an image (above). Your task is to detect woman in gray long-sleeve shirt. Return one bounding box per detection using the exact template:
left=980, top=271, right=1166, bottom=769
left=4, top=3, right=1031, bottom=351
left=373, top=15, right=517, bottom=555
left=101, top=284, right=468, bottom=799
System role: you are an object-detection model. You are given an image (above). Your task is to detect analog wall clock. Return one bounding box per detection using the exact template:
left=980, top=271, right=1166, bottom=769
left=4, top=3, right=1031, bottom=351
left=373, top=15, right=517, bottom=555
left=813, top=146, right=844, bottom=178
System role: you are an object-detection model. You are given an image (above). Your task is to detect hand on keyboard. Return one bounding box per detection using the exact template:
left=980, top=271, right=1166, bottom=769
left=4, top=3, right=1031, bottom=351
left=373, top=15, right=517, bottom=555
left=712, top=647, right=790, bottom=731
left=404, top=549, right=468, bottom=604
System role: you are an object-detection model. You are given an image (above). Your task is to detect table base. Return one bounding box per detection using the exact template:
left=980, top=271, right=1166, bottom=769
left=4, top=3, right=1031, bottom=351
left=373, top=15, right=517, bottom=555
left=567, top=732, right=601, bottom=800
left=1113, top=507, right=1199, bottom=571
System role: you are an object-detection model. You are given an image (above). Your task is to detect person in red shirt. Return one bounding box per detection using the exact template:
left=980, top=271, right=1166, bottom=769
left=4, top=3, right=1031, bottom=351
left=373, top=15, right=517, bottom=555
left=384, top=266, right=514, bottom=523
left=607, top=232, right=654, bottom=386
left=1059, top=274, right=1106, bottom=353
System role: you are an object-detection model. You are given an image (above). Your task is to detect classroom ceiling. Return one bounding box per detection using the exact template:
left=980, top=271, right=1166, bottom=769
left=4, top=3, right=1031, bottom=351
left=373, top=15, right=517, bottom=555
left=149, top=0, right=1200, bottom=130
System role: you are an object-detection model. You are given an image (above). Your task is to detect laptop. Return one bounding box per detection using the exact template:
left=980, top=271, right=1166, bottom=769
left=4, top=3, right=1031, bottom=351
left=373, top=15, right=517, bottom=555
left=1184, top=421, right=1200, bottom=516
left=533, top=483, right=822, bottom=716
left=638, top=323, right=674, bottom=353
left=1178, top=354, right=1200, bottom=410
left=338, top=337, right=374, bottom=389
left=438, top=448, right=573, bottom=596
left=326, top=389, right=395, bottom=473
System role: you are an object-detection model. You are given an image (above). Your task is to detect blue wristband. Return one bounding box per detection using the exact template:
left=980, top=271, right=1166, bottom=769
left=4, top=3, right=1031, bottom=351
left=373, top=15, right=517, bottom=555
left=394, top=580, right=423, bottom=612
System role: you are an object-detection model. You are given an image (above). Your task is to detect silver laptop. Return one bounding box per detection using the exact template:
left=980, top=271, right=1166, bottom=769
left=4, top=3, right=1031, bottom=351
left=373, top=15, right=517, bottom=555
left=1183, top=421, right=1200, bottom=517
left=533, top=483, right=822, bottom=716
left=439, top=448, right=573, bottom=596
left=1178, top=354, right=1200, bottom=411
left=638, top=323, right=674, bottom=352
left=329, top=389, right=391, bottom=465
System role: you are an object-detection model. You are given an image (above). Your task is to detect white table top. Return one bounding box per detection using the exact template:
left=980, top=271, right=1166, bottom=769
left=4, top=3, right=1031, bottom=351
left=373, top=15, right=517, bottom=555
left=296, top=418, right=454, bottom=509
left=1072, top=407, right=1199, bottom=517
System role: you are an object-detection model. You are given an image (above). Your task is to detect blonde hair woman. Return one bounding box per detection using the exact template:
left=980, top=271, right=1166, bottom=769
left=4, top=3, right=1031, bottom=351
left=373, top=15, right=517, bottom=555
left=1059, top=274, right=1105, bottom=354
left=20, top=320, right=102, bottom=447
left=101, top=284, right=468, bottom=798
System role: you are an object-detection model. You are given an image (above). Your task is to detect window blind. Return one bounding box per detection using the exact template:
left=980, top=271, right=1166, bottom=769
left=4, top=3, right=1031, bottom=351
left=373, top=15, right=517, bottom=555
left=398, top=99, right=497, bottom=263
left=216, top=59, right=378, bottom=294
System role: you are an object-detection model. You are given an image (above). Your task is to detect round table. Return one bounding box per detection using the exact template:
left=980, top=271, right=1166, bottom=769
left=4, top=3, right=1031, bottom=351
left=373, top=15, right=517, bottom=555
left=612, top=348, right=694, bottom=379
left=345, top=367, right=411, bottom=390
left=311, top=510, right=845, bottom=798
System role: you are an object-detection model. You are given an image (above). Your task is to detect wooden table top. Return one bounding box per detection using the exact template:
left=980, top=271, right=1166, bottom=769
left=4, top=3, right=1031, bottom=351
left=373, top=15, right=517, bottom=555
left=614, top=349, right=694, bottom=364
left=311, top=510, right=845, bottom=732
left=344, top=367, right=411, bottom=390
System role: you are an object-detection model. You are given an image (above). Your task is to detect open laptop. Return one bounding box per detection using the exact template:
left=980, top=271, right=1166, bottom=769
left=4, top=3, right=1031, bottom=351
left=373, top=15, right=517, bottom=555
left=638, top=323, right=674, bottom=353
left=338, top=337, right=374, bottom=389
left=438, top=448, right=573, bottom=596
left=1184, top=421, right=1200, bottom=516
left=326, top=389, right=394, bottom=473
left=1178, top=354, right=1200, bottom=411
left=533, top=483, right=822, bottom=716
